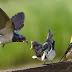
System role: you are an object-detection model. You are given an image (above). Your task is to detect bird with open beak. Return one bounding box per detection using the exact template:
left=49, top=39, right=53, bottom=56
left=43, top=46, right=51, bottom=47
left=0, top=8, right=28, bottom=47
left=59, top=36, right=72, bottom=62
left=30, top=29, right=56, bottom=64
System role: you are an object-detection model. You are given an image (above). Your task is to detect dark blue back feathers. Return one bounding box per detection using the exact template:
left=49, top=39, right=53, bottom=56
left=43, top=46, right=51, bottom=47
left=11, top=12, right=25, bottom=31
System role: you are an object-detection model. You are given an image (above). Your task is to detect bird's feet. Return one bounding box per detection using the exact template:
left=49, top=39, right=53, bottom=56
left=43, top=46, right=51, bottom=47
left=43, top=62, right=46, bottom=65
left=51, top=60, right=53, bottom=63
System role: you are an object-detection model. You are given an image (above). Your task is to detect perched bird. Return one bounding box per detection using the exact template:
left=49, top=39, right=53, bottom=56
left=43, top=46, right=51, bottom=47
left=59, top=36, right=72, bottom=62
left=0, top=8, right=28, bottom=47
left=30, top=29, right=56, bottom=64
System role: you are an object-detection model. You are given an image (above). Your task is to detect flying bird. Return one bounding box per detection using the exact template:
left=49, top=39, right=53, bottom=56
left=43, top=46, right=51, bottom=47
left=30, top=29, right=56, bottom=64
left=0, top=8, right=28, bottom=47
left=59, top=36, right=72, bottom=62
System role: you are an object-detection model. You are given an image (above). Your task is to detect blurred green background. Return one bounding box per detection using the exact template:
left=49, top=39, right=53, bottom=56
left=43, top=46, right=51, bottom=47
left=0, top=0, right=72, bottom=70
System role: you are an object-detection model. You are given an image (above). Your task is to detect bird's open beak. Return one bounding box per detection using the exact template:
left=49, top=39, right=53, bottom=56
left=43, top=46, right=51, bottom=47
left=30, top=41, right=34, bottom=49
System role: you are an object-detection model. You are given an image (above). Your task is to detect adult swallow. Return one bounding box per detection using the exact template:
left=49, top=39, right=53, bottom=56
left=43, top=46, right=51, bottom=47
left=30, top=29, right=56, bottom=64
left=59, top=36, right=72, bottom=62
left=0, top=8, right=28, bottom=47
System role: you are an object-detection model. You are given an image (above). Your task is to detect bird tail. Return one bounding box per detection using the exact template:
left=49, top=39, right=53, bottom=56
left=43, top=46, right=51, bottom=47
left=47, top=29, right=52, bottom=39
left=47, top=29, right=56, bottom=40
left=52, top=31, right=56, bottom=36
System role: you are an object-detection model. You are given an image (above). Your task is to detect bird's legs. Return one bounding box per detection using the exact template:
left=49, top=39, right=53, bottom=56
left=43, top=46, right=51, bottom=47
left=43, top=61, right=45, bottom=65
left=51, top=60, right=53, bottom=64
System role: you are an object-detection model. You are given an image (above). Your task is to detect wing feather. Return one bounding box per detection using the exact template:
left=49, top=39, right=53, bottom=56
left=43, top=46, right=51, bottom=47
left=11, top=12, right=25, bottom=31
left=0, top=8, right=10, bottom=30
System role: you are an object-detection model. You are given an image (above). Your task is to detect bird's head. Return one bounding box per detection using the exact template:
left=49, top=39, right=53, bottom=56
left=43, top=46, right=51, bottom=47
left=12, top=33, right=28, bottom=43
left=16, top=35, right=28, bottom=43
left=30, top=41, right=42, bottom=51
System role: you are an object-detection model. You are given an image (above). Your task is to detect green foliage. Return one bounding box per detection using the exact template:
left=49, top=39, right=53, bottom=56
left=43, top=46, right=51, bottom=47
left=0, top=0, right=72, bottom=69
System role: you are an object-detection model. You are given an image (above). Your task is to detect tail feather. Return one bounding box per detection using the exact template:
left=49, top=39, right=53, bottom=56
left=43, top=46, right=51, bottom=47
left=52, top=31, right=56, bottom=36
left=47, top=29, right=52, bottom=39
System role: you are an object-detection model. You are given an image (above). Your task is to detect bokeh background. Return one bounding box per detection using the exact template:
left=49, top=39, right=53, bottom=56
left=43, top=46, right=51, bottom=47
left=0, top=0, right=72, bottom=70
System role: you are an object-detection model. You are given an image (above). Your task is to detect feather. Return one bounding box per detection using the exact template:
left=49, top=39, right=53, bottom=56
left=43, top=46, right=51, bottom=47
left=11, top=12, right=25, bottom=31
left=0, top=8, right=10, bottom=30
left=32, top=55, right=37, bottom=59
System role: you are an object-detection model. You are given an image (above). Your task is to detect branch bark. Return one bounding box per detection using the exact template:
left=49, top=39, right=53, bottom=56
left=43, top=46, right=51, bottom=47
left=1, top=61, right=72, bottom=72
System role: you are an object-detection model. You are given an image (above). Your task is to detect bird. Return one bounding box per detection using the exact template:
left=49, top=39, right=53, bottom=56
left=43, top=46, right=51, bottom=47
left=59, top=35, right=72, bottom=62
left=30, top=29, right=56, bottom=64
left=0, top=8, right=28, bottom=47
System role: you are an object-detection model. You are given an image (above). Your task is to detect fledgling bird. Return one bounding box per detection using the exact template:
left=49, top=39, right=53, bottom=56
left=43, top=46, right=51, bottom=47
left=30, top=29, right=56, bottom=64
left=0, top=8, right=28, bottom=47
left=59, top=36, right=72, bottom=62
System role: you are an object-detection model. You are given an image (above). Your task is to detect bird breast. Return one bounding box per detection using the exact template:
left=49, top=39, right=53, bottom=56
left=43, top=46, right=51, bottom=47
left=47, top=50, right=56, bottom=60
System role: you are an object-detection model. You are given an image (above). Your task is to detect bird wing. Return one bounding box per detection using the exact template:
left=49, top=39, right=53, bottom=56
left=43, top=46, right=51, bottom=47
left=43, top=41, right=52, bottom=53
left=59, top=43, right=72, bottom=62
left=0, top=8, right=14, bottom=30
left=64, top=43, right=72, bottom=54
left=0, top=8, right=14, bottom=32
left=11, top=12, right=25, bottom=32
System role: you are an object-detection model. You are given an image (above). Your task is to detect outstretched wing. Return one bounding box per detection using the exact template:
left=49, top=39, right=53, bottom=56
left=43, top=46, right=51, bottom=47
left=11, top=12, right=25, bottom=31
left=0, top=8, right=11, bottom=30
left=0, top=8, right=14, bottom=32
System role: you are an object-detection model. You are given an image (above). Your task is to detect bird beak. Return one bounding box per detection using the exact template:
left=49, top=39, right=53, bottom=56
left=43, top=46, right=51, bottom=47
left=30, top=41, right=34, bottom=49
left=23, top=38, right=29, bottom=44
